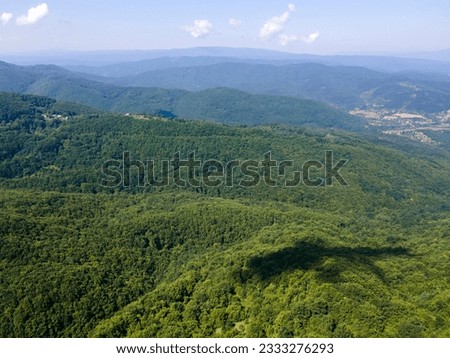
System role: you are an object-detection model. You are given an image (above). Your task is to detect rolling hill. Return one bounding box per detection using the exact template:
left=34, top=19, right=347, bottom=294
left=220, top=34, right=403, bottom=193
left=0, top=62, right=364, bottom=131
left=109, top=62, right=450, bottom=113
left=0, top=94, right=449, bottom=338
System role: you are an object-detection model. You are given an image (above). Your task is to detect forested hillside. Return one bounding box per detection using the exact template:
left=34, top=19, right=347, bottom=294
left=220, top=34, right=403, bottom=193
left=0, top=64, right=363, bottom=131
left=79, top=60, right=450, bottom=114
left=0, top=93, right=449, bottom=338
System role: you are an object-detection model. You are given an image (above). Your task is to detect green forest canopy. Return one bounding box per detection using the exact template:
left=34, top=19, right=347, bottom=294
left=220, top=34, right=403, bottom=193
left=0, top=92, right=449, bottom=338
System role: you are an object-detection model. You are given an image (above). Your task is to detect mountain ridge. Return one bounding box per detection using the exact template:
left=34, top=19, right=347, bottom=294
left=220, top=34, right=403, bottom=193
left=0, top=62, right=365, bottom=131
left=3, top=46, right=450, bottom=70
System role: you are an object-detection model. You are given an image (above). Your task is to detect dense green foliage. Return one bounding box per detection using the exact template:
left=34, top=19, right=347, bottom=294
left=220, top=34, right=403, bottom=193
left=0, top=94, right=449, bottom=338
left=0, top=92, right=100, bottom=121
left=423, top=129, right=450, bottom=148
left=1, top=189, right=448, bottom=338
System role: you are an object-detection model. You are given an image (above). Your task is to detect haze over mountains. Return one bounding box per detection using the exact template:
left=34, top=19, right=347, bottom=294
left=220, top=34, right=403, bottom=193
left=0, top=60, right=361, bottom=130
left=108, top=62, right=450, bottom=113
left=1, top=47, right=450, bottom=136
left=3, top=47, right=450, bottom=70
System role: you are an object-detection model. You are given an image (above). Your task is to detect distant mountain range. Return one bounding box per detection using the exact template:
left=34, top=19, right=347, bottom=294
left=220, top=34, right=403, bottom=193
left=49, top=58, right=450, bottom=114
left=1, top=46, right=450, bottom=131
left=94, top=62, right=449, bottom=113
left=0, top=61, right=363, bottom=131
left=399, top=48, right=450, bottom=62
left=66, top=54, right=450, bottom=76
left=3, top=47, right=450, bottom=72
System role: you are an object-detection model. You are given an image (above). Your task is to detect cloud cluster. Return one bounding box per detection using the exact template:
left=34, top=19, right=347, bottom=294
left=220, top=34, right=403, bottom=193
left=182, top=19, right=213, bottom=38
left=1, top=3, right=49, bottom=27
left=280, top=32, right=320, bottom=46
left=259, top=3, right=296, bottom=40
left=302, top=32, right=320, bottom=44
left=1, top=12, right=13, bottom=25
left=16, top=3, right=49, bottom=26
left=258, top=3, right=319, bottom=46
left=181, top=3, right=319, bottom=45
left=280, top=34, right=299, bottom=46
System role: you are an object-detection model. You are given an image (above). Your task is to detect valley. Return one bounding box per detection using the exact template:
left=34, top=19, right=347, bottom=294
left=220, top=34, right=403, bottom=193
left=3, top=49, right=450, bottom=146
left=351, top=108, right=450, bottom=145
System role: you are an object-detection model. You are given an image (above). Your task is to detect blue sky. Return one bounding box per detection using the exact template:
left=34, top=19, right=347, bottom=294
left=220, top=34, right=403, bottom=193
left=1, top=0, right=450, bottom=54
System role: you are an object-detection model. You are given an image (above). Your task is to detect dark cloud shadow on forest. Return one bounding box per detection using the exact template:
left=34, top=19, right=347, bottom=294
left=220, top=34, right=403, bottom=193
left=248, top=240, right=412, bottom=283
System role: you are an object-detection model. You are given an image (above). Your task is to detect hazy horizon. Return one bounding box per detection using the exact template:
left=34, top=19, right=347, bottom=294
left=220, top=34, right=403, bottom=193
left=2, top=45, right=450, bottom=57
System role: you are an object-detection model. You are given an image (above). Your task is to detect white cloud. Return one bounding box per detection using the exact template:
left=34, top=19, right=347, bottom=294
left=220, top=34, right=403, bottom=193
left=259, top=3, right=296, bottom=40
left=16, top=3, right=49, bottom=26
left=280, top=32, right=319, bottom=46
left=259, top=4, right=319, bottom=46
left=1, top=12, right=13, bottom=25
left=229, top=18, right=242, bottom=27
left=301, top=32, right=320, bottom=43
left=182, top=19, right=213, bottom=38
left=279, top=34, right=298, bottom=46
